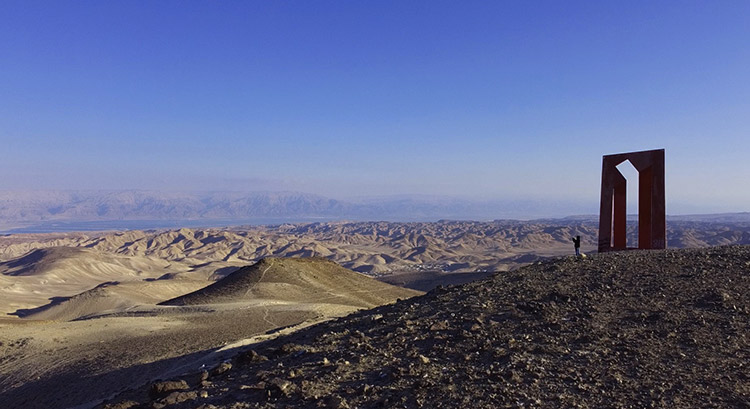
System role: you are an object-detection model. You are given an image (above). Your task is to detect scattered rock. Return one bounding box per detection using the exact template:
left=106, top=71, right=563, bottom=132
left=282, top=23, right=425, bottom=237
left=266, top=377, right=296, bottom=398
left=210, top=361, right=232, bottom=376
left=429, top=320, right=449, bottom=331
left=238, top=349, right=269, bottom=364
left=160, top=390, right=198, bottom=405
left=325, top=394, right=350, bottom=409
left=149, top=380, right=189, bottom=399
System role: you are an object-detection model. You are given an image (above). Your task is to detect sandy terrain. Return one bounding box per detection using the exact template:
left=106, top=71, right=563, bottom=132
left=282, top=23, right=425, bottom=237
left=0, top=245, right=248, bottom=319
left=0, top=220, right=605, bottom=326
left=0, top=222, right=602, bottom=276
left=3, top=220, right=748, bottom=279
left=2, top=219, right=746, bottom=321
left=0, top=258, right=420, bottom=409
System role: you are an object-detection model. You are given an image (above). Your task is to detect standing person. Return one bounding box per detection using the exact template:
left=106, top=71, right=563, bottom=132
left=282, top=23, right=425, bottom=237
left=572, top=235, right=581, bottom=257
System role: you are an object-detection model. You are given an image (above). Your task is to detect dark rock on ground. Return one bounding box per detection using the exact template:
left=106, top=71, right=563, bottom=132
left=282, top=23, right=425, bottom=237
left=101, top=246, right=750, bottom=409
left=210, top=362, right=232, bottom=377
left=149, top=380, right=189, bottom=400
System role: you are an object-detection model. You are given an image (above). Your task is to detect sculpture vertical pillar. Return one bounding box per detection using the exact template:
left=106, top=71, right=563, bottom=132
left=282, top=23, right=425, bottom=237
left=598, top=149, right=665, bottom=252
left=598, top=169, right=614, bottom=251
left=638, top=166, right=653, bottom=248
left=613, top=176, right=627, bottom=249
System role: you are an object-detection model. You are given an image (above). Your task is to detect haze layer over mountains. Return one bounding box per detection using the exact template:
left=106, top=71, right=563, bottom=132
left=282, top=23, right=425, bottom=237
left=0, top=190, right=592, bottom=232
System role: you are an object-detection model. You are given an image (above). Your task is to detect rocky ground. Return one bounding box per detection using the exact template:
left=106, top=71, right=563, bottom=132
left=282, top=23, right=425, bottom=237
left=101, top=245, right=750, bottom=409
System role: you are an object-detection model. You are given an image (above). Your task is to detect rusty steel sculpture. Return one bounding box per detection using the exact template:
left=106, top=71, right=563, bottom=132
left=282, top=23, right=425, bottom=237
left=598, top=149, right=665, bottom=252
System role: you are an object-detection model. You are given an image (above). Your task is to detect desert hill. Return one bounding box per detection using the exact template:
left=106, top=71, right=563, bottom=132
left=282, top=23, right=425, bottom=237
left=3, top=220, right=749, bottom=279
left=101, top=245, right=750, bottom=409
left=0, top=242, right=253, bottom=318
left=162, top=257, right=420, bottom=308
left=0, top=257, right=422, bottom=409
left=0, top=246, right=209, bottom=318
left=2, top=219, right=749, bottom=319
left=0, top=246, right=172, bottom=278
left=0, top=221, right=605, bottom=276
left=1, top=219, right=748, bottom=321
left=16, top=280, right=210, bottom=321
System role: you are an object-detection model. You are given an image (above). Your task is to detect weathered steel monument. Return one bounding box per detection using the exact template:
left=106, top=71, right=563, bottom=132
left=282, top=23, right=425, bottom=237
left=598, top=149, right=665, bottom=252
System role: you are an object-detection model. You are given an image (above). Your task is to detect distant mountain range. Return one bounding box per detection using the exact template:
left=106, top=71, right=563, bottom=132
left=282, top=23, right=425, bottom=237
left=0, top=190, right=592, bottom=232
left=0, top=190, right=349, bottom=220
left=0, top=190, right=747, bottom=233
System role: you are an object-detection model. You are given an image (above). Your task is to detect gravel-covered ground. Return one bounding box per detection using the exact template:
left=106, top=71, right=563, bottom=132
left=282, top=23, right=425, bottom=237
left=103, top=246, right=750, bottom=409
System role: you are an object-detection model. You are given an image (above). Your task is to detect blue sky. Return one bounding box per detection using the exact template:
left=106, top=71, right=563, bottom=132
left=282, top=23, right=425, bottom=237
left=1, top=1, right=749, bottom=214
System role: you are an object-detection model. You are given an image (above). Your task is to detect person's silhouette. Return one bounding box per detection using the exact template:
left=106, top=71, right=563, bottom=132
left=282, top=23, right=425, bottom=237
left=572, top=235, right=581, bottom=257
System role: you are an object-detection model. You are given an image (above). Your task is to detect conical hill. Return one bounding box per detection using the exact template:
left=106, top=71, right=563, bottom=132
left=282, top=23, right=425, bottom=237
left=161, top=257, right=421, bottom=308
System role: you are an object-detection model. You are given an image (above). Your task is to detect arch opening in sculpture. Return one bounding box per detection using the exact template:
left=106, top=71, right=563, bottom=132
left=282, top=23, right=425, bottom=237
left=615, top=159, right=639, bottom=247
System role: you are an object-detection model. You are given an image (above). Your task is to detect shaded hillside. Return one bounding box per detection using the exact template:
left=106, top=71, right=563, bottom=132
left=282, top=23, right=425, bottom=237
left=0, top=247, right=170, bottom=278
left=14, top=280, right=208, bottom=321
left=0, top=246, right=198, bottom=317
left=104, top=246, right=749, bottom=409
left=162, top=257, right=421, bottom=308
left=667, top=220, right=750, bottom=247
left=0, top=247, right=85, bottom=276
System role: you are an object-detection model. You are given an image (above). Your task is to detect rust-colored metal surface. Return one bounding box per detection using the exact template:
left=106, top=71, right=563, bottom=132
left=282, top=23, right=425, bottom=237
left=598, top=149, right=665, bottom=252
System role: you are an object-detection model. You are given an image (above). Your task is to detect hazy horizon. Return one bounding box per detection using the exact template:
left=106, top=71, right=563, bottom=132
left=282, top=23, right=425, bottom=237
left=2, top=2, right=749, bottom=215
left=0, top=189, right=747, bottom=233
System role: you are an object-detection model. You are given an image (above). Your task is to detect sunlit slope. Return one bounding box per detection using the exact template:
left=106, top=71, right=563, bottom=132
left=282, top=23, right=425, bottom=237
left=17, top=280, right=208, bottom=321
left=162, top=257, right=422, bottom=308
left=0, top=247, right=188, bottom=315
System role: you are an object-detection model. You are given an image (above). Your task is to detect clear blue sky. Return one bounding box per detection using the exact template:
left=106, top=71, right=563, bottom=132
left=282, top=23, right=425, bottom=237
left=2, top=1, right=749, bottom=214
